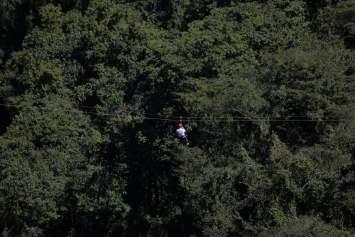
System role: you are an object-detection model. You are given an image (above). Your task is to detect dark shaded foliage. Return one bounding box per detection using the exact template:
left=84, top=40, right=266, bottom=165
left=0, top=0, right=355, bottom=236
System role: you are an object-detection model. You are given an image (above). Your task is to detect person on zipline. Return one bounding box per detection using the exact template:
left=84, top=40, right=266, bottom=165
left=176, top=122, right=188, bottom=144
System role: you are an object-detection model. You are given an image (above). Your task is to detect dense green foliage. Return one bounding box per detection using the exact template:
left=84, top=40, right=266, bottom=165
left=1, top=0, right=355, bottom=236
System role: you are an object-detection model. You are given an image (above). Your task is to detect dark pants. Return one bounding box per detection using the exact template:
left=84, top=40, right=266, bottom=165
left=177, top=136, right=188, bottom=145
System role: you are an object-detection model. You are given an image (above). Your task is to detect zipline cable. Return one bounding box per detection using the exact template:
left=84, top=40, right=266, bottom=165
left=62, top=103, right=342, bottom=120
left=0, top=103, right=351, bottom=122
left=2, top=98, right=316, bottom=119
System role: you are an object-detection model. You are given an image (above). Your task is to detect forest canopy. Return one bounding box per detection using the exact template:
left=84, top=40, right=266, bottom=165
left=1, top=0, right=355, bottom=236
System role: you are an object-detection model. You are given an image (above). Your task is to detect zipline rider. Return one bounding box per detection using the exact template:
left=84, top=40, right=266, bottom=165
left=176, top=122, right=188, bottom=144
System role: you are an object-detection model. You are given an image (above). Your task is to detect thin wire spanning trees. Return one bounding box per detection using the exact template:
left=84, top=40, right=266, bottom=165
left=0, top=103, right=349, bottom=123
